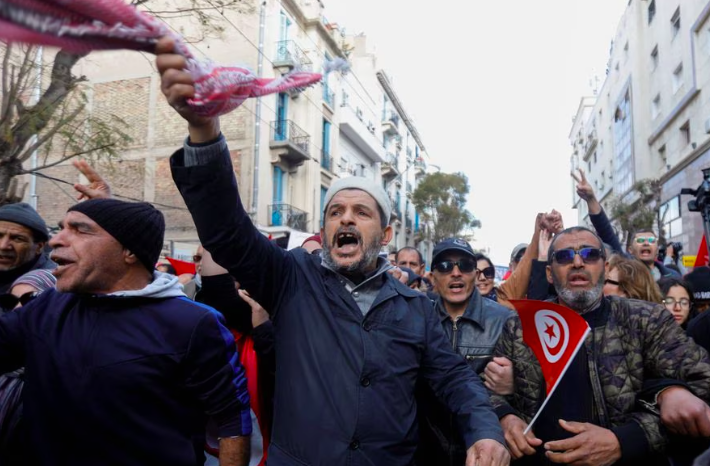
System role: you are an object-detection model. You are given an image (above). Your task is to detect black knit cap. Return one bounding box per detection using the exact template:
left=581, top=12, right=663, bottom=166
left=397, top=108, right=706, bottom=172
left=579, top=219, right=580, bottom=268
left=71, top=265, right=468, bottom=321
left=0, top=202, right=49, bottom=241
left=68, top=199, right=165, bottom=273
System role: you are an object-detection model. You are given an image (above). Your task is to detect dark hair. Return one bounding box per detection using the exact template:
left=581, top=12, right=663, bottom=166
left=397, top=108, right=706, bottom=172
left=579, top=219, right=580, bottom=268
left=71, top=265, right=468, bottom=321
left=395, top=246, right=423, bottom=265
left=476, top=253, right=493, bottom=269
left=658, top=276, right=698, bottom=327
left=547, top=226, right=605, bottom=265
left=158, top=263, right=176, bottom=275
left=658, top=277, right=694, bottom=303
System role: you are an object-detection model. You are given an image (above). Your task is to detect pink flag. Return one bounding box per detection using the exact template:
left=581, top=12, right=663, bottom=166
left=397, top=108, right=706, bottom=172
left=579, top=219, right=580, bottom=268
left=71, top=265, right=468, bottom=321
left=0, top=0, right=329, bottom=117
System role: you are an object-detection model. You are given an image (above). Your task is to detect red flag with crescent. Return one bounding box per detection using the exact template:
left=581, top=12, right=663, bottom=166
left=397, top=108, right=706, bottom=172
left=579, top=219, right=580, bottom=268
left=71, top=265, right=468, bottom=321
left=509, top=299, right=590, bottom=397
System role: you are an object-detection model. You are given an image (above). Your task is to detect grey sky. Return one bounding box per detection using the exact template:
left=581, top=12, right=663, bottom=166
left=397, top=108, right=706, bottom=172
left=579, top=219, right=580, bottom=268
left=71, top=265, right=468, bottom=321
left=327, top=0, right=627, bottom=264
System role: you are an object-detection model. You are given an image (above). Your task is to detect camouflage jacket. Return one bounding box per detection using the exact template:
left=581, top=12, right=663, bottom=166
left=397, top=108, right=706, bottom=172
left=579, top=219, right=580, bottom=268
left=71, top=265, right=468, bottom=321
left=490, top=296, right=710, bottom=455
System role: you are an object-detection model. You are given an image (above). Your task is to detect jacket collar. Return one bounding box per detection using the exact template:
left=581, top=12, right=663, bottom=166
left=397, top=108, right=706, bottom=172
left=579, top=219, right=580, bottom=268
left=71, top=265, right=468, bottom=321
left=436, top=288, right=487, bottom=329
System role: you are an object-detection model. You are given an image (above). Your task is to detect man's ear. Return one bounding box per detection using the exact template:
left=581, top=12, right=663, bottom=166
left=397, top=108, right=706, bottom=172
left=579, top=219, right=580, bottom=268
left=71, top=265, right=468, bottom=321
left=123, top=249, right=140, bottom=265
left=546, top=265, right=554, bottom=285
left=34, top=242, right=46, bottom=256
left=381, top=225, right=394, bottom=245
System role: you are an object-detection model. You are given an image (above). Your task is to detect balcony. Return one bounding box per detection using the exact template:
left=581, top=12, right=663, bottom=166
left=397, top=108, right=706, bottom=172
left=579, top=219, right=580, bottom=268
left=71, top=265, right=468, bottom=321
left=273, top=40, right=312, bottom=72
left=339, top=105, right=385, bottom=163
left=323, top=85, right=335, bottom=108
left=270, top=120, right=311, bottom=167
left=321, top=151, right=334, bottom=172
left=382, top=111, right=400, bottom=137
left=414, top=158, right=426, bottom=177
left=268, top=203, right=308, bottom=231
left=381, top=152, right=398, bottom=179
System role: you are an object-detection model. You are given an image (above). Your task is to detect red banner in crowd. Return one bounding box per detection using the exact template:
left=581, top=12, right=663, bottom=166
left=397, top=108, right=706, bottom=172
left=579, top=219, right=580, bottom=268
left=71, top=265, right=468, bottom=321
left=695, top=236, right=709, bottom=267
left=165, top=257, right=196, bottom=276
left=509, top=299, right=591, bottom=432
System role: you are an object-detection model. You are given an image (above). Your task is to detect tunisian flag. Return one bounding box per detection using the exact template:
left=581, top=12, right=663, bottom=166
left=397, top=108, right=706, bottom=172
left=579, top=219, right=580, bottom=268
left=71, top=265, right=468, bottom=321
left=509, top=299, right=591, bottom=431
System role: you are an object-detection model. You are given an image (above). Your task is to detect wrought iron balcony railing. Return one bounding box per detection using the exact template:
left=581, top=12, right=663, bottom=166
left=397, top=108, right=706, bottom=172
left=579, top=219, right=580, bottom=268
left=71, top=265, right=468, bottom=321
left=268, top=203, right=309, bottom=231
left=271, top=119, right=310, bottom=154
left=321, top=151, right=334, bottom=171
left=273, top=40, right=312, bottom=69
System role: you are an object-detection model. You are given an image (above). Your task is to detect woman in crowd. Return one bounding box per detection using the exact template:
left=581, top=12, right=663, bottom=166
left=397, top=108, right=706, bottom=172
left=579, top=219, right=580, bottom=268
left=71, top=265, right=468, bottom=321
left=603, top=254, right=664, bottom=303
left=658, top=277, right=697, bottom=329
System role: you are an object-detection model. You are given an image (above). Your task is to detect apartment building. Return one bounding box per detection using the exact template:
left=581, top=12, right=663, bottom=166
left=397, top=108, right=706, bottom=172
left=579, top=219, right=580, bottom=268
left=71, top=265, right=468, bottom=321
left=23, top=0, right=432, bottom=256
left=570, top=0, right=710, bottom=253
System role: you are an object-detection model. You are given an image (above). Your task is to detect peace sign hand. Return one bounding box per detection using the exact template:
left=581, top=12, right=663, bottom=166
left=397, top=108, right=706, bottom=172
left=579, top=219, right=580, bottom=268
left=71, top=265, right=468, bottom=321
left=571, top=168, right=595, bottom=202
left=72, top=159, right=112, bottom=201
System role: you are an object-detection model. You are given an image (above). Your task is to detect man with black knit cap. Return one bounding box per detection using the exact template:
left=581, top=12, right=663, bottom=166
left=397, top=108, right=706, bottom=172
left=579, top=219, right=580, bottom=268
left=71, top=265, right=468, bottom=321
left=0, top=202, right=54, bottom=293
left=0, top=198, right=252, bottom=466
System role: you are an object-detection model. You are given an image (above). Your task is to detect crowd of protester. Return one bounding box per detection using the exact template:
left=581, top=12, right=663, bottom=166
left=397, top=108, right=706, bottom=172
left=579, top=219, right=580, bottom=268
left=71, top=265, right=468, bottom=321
left=0, top=37, right=709, bottom=466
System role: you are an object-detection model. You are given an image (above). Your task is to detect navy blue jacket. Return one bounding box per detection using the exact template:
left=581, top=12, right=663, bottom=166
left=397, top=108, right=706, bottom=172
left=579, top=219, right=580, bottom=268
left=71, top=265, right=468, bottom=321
left=170, top=136, right=504, bottom=465
left=0, top=289, right=250, bottom=466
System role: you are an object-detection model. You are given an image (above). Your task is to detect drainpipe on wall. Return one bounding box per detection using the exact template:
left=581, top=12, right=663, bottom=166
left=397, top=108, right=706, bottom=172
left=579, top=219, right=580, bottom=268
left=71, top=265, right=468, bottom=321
left=29, top=46, right=43, bottom=209
left=252, top=1, right=267, bottom=218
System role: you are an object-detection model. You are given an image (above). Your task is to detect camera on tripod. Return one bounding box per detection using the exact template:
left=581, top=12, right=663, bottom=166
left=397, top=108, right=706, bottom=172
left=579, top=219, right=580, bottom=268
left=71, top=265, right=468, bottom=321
left=682, top=168, right=710, bottom=213
left=681, top=167, right=710, bottom=261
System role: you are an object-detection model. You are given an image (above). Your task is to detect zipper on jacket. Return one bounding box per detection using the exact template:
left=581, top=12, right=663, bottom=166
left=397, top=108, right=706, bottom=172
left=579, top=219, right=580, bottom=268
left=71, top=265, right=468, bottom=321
left=587, top=327, right=611, bottom=428
left=451, top=316, right=461, bottom=351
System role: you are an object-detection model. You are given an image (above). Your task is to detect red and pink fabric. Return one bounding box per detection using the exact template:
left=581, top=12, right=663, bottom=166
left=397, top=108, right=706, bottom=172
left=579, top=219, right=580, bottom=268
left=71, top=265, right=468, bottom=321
left=0, top=0, right=331, bottom=117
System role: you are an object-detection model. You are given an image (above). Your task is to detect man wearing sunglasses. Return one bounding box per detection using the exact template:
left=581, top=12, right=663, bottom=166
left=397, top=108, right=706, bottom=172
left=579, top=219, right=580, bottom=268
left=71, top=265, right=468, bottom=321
left=416, top=238, right=513, bottom=465
left=628, top=229, right=680, bottom=281
left=489, top=226, right=710, bottom=465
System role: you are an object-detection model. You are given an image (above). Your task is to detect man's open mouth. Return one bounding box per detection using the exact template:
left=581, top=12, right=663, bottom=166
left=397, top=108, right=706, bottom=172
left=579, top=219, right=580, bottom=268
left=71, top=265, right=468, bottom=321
left=334, top=231, right=360, bottom=254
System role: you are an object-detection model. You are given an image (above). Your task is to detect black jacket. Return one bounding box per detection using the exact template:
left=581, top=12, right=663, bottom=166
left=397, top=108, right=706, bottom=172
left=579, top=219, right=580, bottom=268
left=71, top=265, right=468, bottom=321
left=170, top=135, right=504, bottom=466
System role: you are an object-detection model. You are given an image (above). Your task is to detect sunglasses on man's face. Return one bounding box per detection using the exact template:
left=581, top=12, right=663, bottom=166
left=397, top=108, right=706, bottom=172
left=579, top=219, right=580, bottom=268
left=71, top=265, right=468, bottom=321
left=0, top=291, right=39, bottom=310
left=634, top=236, right=657, bottom=244
left=193, top=255, right=203, bottom=263
left=551, top=247, right=604, bottom=265
left=432, top=258, right=477, bottom=274
left=476, top=266, right=496, bottom=280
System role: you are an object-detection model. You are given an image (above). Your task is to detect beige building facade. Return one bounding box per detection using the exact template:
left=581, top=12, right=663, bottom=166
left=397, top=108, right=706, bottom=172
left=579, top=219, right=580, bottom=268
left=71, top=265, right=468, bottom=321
left=570, top=0, right=710, bottom=255
left=23, top=0, right=432, bottom=256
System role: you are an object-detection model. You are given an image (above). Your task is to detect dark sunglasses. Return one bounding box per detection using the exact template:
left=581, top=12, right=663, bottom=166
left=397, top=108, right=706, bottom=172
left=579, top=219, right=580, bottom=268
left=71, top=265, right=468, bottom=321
left=0, top=291, right=40, bottom=310
left=552, top=247, right=605, bottom=265
left=432, top=258, right=477, bottom=274
left=192, top=254, right=203, bottom=263
left=476, top=266, right=496, bottom=279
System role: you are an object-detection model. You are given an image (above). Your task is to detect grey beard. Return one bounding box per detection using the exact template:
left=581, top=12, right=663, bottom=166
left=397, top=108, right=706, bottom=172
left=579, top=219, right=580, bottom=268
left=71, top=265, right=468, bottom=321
left=322, top=233, right=383, bottom=275
left=553, top=273, right=603, bottom=313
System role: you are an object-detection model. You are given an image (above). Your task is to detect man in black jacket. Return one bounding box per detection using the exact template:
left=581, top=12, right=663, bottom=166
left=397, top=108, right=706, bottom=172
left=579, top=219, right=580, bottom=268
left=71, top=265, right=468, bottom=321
left=0, top=203, right=54, bottom=293
left=157, top=36, right=508, bottom=466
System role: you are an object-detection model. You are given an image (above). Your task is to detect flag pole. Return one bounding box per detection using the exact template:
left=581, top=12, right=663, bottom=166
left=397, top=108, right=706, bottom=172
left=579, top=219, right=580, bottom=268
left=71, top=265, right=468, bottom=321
left=523, top=326, right=591, bottom=435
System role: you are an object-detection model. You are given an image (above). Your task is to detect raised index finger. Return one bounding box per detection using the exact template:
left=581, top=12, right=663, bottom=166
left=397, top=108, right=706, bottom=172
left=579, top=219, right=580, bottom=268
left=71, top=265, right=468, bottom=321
left=570, top=170, right=581, bottom=183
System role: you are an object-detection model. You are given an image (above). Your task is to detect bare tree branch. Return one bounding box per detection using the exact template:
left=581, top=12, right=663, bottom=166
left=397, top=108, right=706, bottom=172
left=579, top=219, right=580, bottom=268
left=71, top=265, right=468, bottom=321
left=20, top=143, right=116, bottom=173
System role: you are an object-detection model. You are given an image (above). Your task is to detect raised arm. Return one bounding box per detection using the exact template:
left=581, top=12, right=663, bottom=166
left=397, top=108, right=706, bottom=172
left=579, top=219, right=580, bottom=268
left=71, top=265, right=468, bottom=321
left=572, top=169, right=624, bottom=253
left=156, top=37, right=290, bottom=312
left=498, top=213, right=543, bottom=305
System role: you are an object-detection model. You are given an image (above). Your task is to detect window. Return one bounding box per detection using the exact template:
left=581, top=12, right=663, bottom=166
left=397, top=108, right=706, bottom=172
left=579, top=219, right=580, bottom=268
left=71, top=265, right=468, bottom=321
left=320, top=186, right=328, bottom=219
left=593, top=151, right=597, bottom=164
left=671, top=8, right=681, bottom=39
left=672, top=64, right=684, bottom=93
left=659, top=196, right=683, bottom=238
left=651, top=94, right=661, bottom=119
left=648, top=0, right=656, bottom=24
left=613, top=92, right=634, bottom=194
left=587, top=160, right=592, bottom=173
left=321, top=119, right=332, bottom=170
left=659, top=144, right=667, bottom=163
left=650, top=45, right=659, bottom=70
left=680, top=121, right=690, bottom=146
left=623, top=42, right=629, bottom=62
